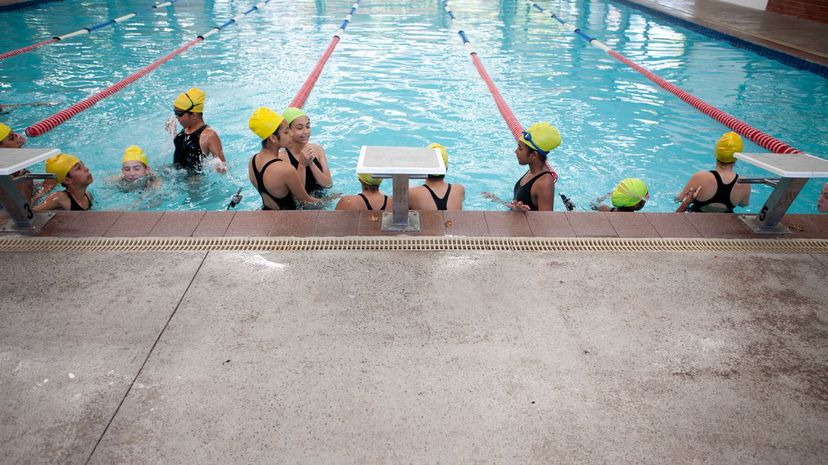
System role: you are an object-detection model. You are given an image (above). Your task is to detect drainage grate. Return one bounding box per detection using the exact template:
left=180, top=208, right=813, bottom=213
left=0, top=236, right=826, bottom=253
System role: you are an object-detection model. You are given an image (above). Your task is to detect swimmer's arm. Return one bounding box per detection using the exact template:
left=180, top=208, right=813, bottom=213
left=676, top=172, right=706, bottom=203
left=335, top=196, right=357, bottom=210
left=285, top=169, right=319, bottom=204
left=33, top=191, right=69, bottom=212
left=533, top=176, right=555, bottom=211
left=597, top=204, right=612, bottom=212
left=202, top=129, right=227, bottom=173
left=31, top=179, right=57, bottom=204
left=738, top=188, right=750, bottom=207
left=452, top=184, right=465, bottom=210
left=306, top=144, right=332, bottom=188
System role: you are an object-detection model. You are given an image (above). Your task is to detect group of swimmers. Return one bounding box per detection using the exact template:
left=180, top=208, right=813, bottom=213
left=2, top=87, right=827, bottom=214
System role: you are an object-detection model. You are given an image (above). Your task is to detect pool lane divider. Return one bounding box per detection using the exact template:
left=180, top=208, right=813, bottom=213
left=290, top=1, right=362, bottom=108
left=25, top=1, right=273, bottom=138
left=527, top=1, right=801, bottom=154
left=0, top=0, right=180, bottom=62
left=442, top=0, right=558, bottom=183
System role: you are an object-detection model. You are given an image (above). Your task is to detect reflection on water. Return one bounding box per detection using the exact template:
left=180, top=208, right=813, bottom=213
left=1, top=0, right=826, bottom=212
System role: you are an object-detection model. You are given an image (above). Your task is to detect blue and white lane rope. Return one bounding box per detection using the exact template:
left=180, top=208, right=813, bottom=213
left=0, top=0, right=181, bottom=61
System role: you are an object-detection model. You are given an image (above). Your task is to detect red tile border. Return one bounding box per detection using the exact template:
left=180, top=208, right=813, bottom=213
left=782, top=214, right=828, bottom=238
left=314, top=211, right=360, bottom=236
left=526, top=212, right=575, bottom=237
left=36, top=211, right=79, bottom=237
left=443, top=211, right=489, bottom=237
left=644, top=213, right=703, bottom=238
left=193, top=211, right=235, bottom=237
left=606, top=212, right=659, bottom=238
left=61, top=212, right=122, bottom=237
left=104, top=212, right=164, bottom=237
left=150, top=212, right=205, bottom=237
left=565, top=212, right=617, bottom=237
left=685, top=213, right=754, bottom=239
left=225, top=211, right=272, bottom=236
left=484, top=211, right=532, bottom=236
left=16, top=210, right=828, bottom=240
left=269, top=211, right=318, bottom=237
left=357, top=210, right=445, bottom=236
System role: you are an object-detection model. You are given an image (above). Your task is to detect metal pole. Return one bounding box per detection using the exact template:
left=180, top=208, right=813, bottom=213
left=755, top=178, right=808, bottom=232
left=392, top=174, right=409, bottom=226
left=0, top=175, right=34, bottom=227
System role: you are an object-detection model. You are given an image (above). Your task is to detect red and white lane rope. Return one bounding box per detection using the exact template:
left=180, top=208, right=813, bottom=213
left=0, top=1, right=180, bottom=62
left=290, top=1, right=363, bottom=108
left=25, top=1, right=274, bottom=137
left=442, top=0, right=558, bottom=182
left=528, top=1, right=801, bottom=154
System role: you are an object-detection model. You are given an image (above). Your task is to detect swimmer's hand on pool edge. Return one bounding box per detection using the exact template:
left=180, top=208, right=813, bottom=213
left=507, top=200, right=531, bottom=212
left=675, top=185, right=702, bottom=212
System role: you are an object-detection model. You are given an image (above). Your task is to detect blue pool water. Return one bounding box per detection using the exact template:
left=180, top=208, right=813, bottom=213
left=1, top=0, right=826, bottom=212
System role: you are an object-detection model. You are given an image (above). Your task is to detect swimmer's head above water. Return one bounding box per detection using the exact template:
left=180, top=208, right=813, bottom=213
left=121, top=145, right=151, bottom=181
left=0, top=123, right=26, bottom=148
left=249, top=107, right=287, bottom=148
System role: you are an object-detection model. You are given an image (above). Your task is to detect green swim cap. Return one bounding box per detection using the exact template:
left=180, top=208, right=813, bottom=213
left=358, top=173, right=382, bottom=186
left=283, top=107, right=307, bottom=125
left=611, top=178, right=649, bottom=208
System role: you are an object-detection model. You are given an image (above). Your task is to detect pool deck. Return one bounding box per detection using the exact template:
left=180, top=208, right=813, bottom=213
left=2, top=0, right=828, bottom=463
left=624, top=0, right=828, bottom=67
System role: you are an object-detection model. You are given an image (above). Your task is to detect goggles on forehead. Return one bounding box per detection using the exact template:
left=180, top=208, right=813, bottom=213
left=521, top=130, right=548, bottom=157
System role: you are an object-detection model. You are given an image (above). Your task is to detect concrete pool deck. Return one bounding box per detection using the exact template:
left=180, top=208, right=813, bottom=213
left=1, top=236, right=827, bottom=464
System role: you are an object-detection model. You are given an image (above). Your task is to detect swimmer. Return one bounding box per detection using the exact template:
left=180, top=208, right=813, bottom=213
left=509, top=122, right=561, bottom=211
left=280, top=107, right=332, bottom=194
left=818, top=182, right=828, bottom=213
left=34, top=154, right=93, bottom=211
left=170, top=88, right=227, bottom=173
left=335, top=173, right=392, bottom=211
left=409, top=143, right=465, bottom=211
left=117, top=145, right=159, bottom=191
left=590, top=178, right=649, bottom=212
left=248, top=107, right=322, bottom=210
left=676, top=132, right=750, bottom=213
left=0, top=122, right=56, bottom=203
left=0, top=102, right=58, bottom=115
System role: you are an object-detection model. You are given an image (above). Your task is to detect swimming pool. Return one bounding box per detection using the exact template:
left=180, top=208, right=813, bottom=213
left=1, top=0, right=826, bottom=212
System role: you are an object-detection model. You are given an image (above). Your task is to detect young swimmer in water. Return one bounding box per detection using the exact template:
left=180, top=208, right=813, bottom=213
left=280, top=107, right=333, bottom=195
left=34, top=153, right=94, bottom=211
left=335, top=173, right=393, bottom=211
left=0, top=122, right=56, bottom=203
left=409, top=143, right=465, bottom=211
left=117, top=145, right=159, bottom=191
left=591, top=178, right=649, bottom=212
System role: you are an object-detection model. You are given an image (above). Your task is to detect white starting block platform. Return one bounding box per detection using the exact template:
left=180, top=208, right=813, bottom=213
left=0, top=147, right=60, bottom=233
left=357, top=146, right=445, bottom=231
left=735, top=152, right=828, bottom=233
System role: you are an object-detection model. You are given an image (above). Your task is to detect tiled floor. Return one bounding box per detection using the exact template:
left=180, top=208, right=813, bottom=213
left=21, top=211, right=828, bottom=239
left=625, top=0, right=828, bottom=67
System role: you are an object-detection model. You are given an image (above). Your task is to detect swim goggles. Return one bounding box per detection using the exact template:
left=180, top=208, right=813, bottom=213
left=521, top=129, right=548, bottom=157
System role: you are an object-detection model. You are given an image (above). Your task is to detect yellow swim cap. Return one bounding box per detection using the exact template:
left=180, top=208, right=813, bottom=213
left=122, top=145, right=149, bottom=167
left=173, top=87, right=205, bottom=113
left=520, top=122, right=562, bottom=155
left=249, top=107, right=284, bottom=140
left=283, top=107, right=307, bottom=125
left=45, top=153, right=81, bottom=183
left=357, top=173, right=382, bottom=186
left=611, top=178, right=649, bottom=208
left=428, top=143, right=448, bottom=171
left=0, top=123, right=10, bottom=141
left=715, top=132, right=743, bottom=163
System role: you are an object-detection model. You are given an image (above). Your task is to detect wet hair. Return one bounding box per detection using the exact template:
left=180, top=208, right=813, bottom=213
left=261, top=128, right=281, bottom=148
left=427, top=174, right=445, bottom=180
